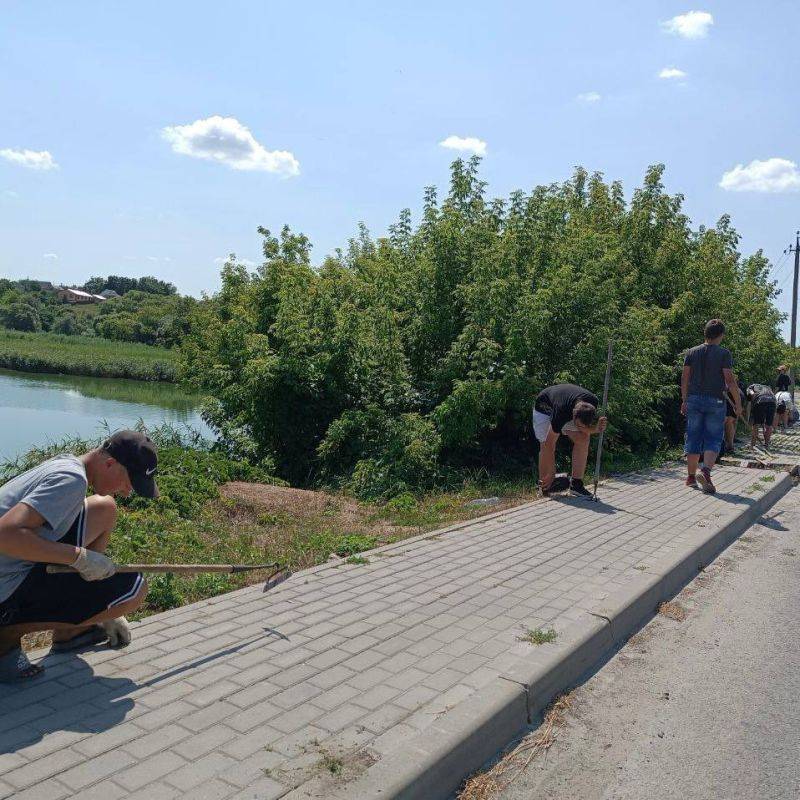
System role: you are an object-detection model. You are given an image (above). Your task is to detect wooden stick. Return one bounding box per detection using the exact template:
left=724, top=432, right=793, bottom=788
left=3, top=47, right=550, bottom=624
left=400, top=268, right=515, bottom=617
left=592, top=340, right=613, bottom=501
left=46, top=562, right=279, bottom=575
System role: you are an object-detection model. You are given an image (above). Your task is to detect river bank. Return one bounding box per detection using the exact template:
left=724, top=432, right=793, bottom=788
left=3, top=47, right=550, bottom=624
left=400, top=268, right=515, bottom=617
left=0, top=329, right=178, bottom=381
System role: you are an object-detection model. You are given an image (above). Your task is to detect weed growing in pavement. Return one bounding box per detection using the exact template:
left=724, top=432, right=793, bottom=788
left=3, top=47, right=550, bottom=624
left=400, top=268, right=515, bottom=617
left=759, top=474, right=775, bottom=482
left=320, top=753, right=343, bottom=775
left=518, top=627, right=557, bottom=646
left=346, top=555, right=369, bottom=565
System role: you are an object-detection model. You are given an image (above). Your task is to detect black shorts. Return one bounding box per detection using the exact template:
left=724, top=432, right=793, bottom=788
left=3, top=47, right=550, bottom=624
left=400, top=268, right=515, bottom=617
left=752, top=402, right=776, bottom=426
left=0, top=501, right=142, bottom=627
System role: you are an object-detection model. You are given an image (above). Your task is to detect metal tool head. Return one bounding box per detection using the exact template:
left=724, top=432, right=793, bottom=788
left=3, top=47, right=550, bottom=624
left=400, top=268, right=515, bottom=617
left=263, top=568, right=292, bottom=593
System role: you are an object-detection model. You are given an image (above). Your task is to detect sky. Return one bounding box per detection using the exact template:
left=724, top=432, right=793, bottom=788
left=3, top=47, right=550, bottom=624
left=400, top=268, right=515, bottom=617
left=1, top=1, right=799, bottom=333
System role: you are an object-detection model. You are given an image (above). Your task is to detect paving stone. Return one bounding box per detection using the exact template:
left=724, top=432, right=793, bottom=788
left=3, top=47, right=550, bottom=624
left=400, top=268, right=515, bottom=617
left=115, top=751, right=187, bottom=791
left=59, top=749, right=137, bottom=791
left=164, top=752, right=236, bottom=790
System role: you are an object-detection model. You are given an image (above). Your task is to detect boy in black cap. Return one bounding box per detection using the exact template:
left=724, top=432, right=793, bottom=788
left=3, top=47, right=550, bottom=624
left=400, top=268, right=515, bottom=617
left=0, top=430, right=158, bottom=681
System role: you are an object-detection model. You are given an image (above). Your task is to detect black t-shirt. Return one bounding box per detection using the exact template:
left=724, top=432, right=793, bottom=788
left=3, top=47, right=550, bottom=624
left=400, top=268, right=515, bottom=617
left=776, top=373, right=791, bottom=392
left=747, top=384, right=775, bottom=405
left=535, top=384, right=599, bottom=434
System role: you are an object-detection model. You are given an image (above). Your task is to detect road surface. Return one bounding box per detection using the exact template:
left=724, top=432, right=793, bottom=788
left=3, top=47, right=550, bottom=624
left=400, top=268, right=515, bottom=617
left=497, top=487, right=800, bottom=800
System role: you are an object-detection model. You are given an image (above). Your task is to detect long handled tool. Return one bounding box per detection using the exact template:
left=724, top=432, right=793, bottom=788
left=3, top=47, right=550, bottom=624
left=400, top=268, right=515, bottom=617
left=592, top=340, right=613, bottom=502
left=47, top=562, right=292, bottom=592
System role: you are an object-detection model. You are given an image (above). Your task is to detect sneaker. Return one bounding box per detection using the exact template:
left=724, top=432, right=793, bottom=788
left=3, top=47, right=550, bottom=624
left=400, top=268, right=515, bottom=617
left=569, top=478, right=593, bottom=498
left=539, top=475, right=570, bottom=497
left=695, top=467, right=716, bottom=494
left=685, top=474, right=698, bottom=488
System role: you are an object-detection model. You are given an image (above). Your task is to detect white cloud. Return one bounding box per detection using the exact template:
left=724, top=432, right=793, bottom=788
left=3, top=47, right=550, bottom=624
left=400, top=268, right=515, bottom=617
left=576, top=92, right=602, bottom=103
left=2, top=189, right=19, bottom=198
left=162, top=115, right=299, bottom=176
left=146, top=256, right=160, bottom=262
left=42, top=253, right=58, bottom=260
left=719, top=158, right=800, bottom=193
left=439, top=135, right=487, bottom=156
left=659, top=67, right=688, bottom=80
left=214, top=255, right=255, bottom=267
left=661, top=10, right=713, bottom=38
left=0, top=148, right=58, bottom=170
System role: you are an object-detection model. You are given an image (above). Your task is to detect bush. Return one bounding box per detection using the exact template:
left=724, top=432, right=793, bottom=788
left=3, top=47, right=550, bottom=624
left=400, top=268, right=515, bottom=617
left=182, top=160, right=789, bottom=492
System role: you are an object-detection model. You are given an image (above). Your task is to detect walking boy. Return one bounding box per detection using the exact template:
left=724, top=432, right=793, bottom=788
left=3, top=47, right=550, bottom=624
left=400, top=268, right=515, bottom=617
left=0, top=431, right=158, bottom=682
left=681, top=319, right=742, bottom=494
left=533, top=383, right=608, bottom=498
left=746, top=384, right=776, bottom=448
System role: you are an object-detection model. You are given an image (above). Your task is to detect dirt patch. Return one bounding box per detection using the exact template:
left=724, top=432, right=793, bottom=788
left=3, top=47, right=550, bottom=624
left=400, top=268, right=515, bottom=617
left=222, top=481, right=348, bottom=516
left=658, top=601, right=687, bottom=622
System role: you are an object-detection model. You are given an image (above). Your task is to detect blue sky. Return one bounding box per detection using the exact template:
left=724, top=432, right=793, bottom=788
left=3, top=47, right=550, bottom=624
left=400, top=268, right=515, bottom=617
left=1, top=1, right=798, bottom=333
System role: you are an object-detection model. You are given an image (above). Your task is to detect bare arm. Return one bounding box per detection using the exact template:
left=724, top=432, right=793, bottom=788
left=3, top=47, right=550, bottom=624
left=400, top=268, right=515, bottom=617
left=0, top=503, right=80, bottom=565
left=681, top=365, right=691, bottom=413
left=723, top=369, right=742, bottom=416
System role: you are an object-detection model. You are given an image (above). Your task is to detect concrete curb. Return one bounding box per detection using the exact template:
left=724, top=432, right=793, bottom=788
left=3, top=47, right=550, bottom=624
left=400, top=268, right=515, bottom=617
left=336, top=471, right=793, bottom=800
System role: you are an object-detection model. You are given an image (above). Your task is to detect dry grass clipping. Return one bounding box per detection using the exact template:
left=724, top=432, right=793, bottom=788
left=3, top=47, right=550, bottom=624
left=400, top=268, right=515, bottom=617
left=658, top=601, right=687, bottom=622
left=458, top=694, right=572, bottom=800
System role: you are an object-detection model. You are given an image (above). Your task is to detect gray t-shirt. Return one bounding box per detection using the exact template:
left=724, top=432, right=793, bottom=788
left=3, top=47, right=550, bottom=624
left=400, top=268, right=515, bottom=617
left=0, top=455, right=87, bottom=602
left=684, top=343, right=733, bottom=400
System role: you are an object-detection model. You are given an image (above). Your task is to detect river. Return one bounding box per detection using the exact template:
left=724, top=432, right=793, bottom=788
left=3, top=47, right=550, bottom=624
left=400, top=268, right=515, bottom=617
left=0, top=368, right=213, bottom=462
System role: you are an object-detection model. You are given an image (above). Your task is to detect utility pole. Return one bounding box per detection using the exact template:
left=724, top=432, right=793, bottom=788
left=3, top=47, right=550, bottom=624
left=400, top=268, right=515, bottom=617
left=790, top=231, right=800, bottom=400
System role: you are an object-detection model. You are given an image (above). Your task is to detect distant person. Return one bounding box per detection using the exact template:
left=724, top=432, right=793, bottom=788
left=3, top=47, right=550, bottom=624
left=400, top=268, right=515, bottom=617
left=0, top=431, right=157, bottom=682
left=533, top=383, right=608, bottom=498
left=746, top=384, right=776, bottom=448
left=681, top=319, right=742, bottom=494
left=723, top=380, right=746, bottom=454
left=775, top=365, right=791, bottom=394
left=775, top=390, right=792, bottom=432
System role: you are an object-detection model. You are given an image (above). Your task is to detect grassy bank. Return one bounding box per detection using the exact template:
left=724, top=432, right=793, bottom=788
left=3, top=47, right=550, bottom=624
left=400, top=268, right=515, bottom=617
left=2, top=427, right=681, bottom=622
left=0, top=329, right=178, bottom=381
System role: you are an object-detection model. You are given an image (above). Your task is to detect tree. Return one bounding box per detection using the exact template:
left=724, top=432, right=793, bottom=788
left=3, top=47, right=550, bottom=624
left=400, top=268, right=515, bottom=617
left=1, top=302, right=42, bottom=332
left=182, top=160, right=787, bottom=496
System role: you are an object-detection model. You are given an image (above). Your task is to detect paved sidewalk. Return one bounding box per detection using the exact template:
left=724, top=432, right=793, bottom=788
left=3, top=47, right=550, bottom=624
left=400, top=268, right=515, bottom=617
left=0, top=463, right=788, bottom=800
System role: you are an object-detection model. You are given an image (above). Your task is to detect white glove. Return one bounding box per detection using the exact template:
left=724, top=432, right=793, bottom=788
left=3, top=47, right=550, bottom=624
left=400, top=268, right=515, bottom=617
left=102, top=616, right=131, bottom=648
left=70, top=548, right=116, bottom=581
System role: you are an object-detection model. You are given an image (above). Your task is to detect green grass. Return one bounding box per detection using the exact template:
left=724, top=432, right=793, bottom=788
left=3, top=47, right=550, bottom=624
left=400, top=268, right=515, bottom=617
left=0, top=329, right=178, bottom=381
left=518, top=627, right=557, bottom=646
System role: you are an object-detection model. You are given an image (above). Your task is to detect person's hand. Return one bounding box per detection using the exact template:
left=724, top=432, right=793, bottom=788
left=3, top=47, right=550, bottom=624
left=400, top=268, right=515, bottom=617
left=597, top=416, right=608, bottom=433
left=680, top=401, right=688, bottom=416
left=102, top=616, right=131, bottom=647
left=71, top=548, right=116, bottom=581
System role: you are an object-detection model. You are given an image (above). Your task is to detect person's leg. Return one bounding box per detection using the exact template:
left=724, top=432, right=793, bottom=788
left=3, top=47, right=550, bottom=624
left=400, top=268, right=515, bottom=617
left=701, top=397, right=725, bottom=473
left=724, top=417, right=735, bottom=451
left=685, top=397, right=703, bottom=478
left=564, top=428, right=591, bottom=480
left=764, top=404, right=776, bottom=446
left=537, top=428, right=559, bottom=489
left=52, top=495, right=118, bottom=645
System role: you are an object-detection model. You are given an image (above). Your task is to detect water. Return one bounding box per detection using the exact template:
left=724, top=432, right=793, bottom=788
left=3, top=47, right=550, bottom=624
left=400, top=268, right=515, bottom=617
left=0, top=369, right=213, bottom=461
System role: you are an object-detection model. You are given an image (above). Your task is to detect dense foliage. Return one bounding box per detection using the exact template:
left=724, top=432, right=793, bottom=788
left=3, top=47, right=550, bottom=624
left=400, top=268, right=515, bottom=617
left=0, top=330, right=178, bottom=381
left=84, top=274, right=177, bottom=296
left=182, top=159, right=790, bottom=497
left=0, top=277, right=193, bottom=348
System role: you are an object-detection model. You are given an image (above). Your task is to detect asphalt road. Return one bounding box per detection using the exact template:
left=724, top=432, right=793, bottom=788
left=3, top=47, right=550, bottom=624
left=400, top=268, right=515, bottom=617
left=497, top=486, right=800, bottom=800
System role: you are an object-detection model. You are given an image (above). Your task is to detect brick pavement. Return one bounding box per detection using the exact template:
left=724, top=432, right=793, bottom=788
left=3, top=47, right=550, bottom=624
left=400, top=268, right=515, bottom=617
left=0, top=462, right=786, bottom=799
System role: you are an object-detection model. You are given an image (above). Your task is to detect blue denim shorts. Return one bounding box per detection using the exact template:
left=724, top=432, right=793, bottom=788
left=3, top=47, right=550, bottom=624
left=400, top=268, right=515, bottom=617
left=685, top=394, right=726, bottom=455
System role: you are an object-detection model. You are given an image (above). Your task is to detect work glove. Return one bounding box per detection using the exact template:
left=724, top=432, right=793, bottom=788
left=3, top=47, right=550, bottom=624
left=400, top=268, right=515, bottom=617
left=70, top=548, right=116, bottom=581
left=102, top=616, right=131, bottom=648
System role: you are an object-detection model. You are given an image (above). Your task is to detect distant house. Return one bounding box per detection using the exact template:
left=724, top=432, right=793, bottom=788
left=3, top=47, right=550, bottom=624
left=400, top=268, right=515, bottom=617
left=99, top=289, right=119, bottom=299
left=92, top=294, right=107, bottom=302
left=58, top=288, right=102, bottom=304
left=35, top=281, right=54, bottom=291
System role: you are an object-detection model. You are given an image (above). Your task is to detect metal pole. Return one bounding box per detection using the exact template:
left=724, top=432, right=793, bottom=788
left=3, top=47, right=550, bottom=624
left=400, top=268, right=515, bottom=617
left=592, top=341, right=613, bottom=501
left=791, top=231, right=800, bottom=402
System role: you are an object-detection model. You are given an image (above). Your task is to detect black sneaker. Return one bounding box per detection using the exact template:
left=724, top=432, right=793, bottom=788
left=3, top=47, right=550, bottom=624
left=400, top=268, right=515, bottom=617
left=569, top=478, right=593, bottom=498
left=539, top=475, right=570, bottom=497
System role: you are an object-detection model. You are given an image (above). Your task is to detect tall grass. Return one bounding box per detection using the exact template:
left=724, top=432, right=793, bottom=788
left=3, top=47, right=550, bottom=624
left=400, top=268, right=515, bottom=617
left=0, top=329, right=178, bottom=381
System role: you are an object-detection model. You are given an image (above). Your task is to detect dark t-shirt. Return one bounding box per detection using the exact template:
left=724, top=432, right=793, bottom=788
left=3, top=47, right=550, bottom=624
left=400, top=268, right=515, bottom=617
left=747, top=384, right=775, bottom=405
left=535, top=384, right=599, bottom=434
left=684, top=343, right=733, bottom=399
left=776, top=373, right=791, bottom=392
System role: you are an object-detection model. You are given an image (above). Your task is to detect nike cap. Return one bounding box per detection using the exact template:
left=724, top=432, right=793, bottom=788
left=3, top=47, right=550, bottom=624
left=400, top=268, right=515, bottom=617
left=101, top=430, right=159, bottom=499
